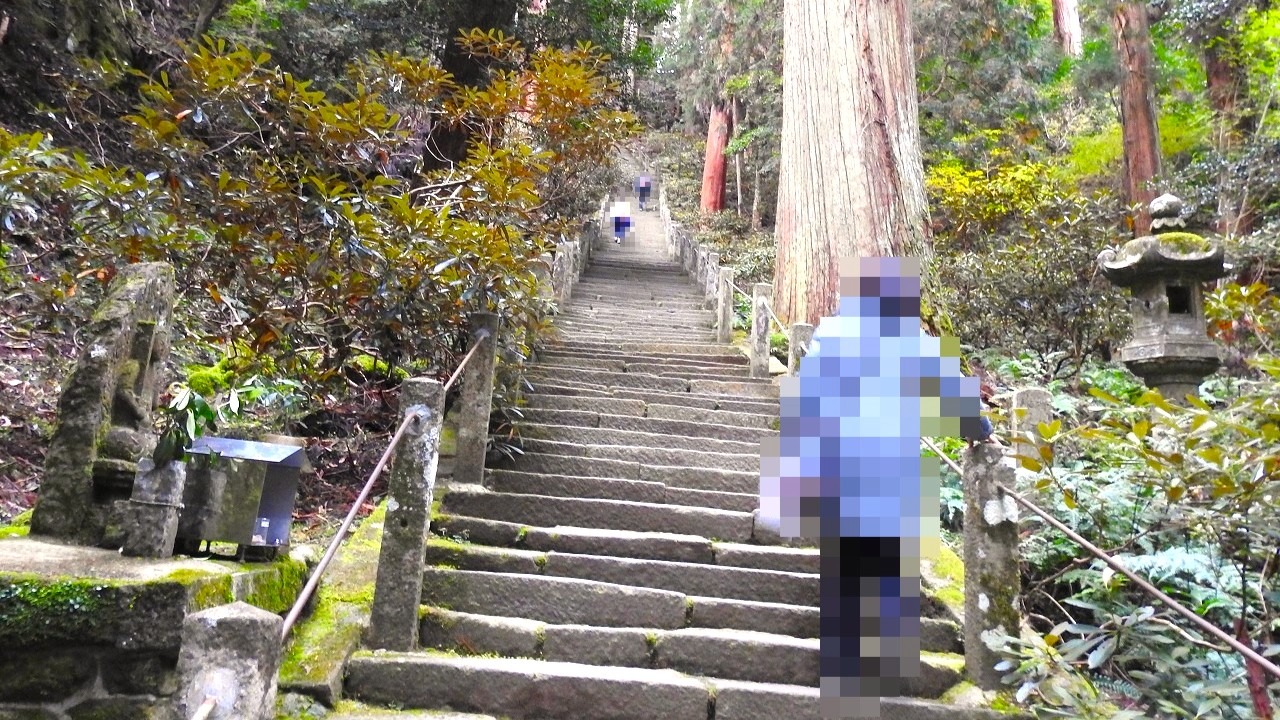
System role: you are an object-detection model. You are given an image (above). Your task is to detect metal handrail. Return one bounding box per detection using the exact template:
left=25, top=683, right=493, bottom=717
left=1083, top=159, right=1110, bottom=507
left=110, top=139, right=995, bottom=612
left=920, top=436, right=1280, bottom=681
left=280, top=330, right=488, bottom=640
left=280, top=405, right=426, bottom=639
left=191, top=696, right=218, bottom=720
left=727, top=279, right=787, bottom=334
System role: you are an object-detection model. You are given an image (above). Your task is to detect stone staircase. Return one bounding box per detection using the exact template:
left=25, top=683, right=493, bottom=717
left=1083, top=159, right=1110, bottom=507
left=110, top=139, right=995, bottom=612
left=332, top=206, right=1006, bottom=719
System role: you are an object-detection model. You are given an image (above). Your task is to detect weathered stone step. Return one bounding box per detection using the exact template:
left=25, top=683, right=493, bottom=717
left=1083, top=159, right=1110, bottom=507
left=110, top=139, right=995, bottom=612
left=561, top=305, right=714, bottom=319
left=546, top=340, right=745, bottom=357
left=523, top=367, right=693, bottom=393
left=539, top=348, right=748, bottom=366
left=417, top=608, right=819, bottom=686
left=609, top=389, right=778, bottom=415
left=709, top=680, right=1029, bottom=720
left=712, top=542, right=820, bottom=574
left=496, top=451, right=759, bottom=493
left=346, top=652, right=711, bottom=720
left=330, top=711, right=496, bottom=720
left=346, top=653, right=987, bottom=720
left=432, top=514, right=717, bottom=564
left=535, top=355, right=752, bottom=378
left=419, top=568, right=688, bottom=629
left=513, top=438, right=757, bottom=473
left=561, top=331, right=719, bottom=344
left=482, top=468, right=758, bottom=513
left=520, top=383, right=778, bottom=416
left=439, top=485, right=755, bottom=539
left=515, top=421, right=758, bottom=458
left=646, top=403, right=773, bottom=428
left=424, top=541, right=817, bottom=606
left=520, top=409, right=775, bottom=445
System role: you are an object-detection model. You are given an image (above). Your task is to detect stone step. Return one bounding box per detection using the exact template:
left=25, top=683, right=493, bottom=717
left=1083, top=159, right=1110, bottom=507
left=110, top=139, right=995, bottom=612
left=514, top=418, right=762, bottom=460
left=495, top=451, right=759, bottom=494
left=424, top=541, right=818, bottom=606
left=432, top=514, right=717, bottom=564
left=523, top=367, right=693, bottom=393
left=559, top=331, right=720, bottom=344
left=712, top=542, right=821, bottom=574
left=439, top=485, right=756, bottom=540
left=345, top=654, right=986, bottom=720
left=546, top=340, right=744, bottom=357
left=609, top=389, right=778, bottom=415
left=417, top=608, right=819, bottom=686
left=512, top=438, right=758, bottom=473
left=646, top=402, right=773, bottom=428
left=520, top=394, right=646, bottom=417
left=346, top=652, right=710, bottom=720
left=419, top=568, right=688, bottom=629
left=516, top=407, right=773, bottom=444
left=560, top=306, right=714, bottom=320
left=535, top=356, right=752, bottom=379
left=482, top=468, right=758, bottom=513
left=325, top=707, right=494, bottom=712
left=539, top=348, right=748, bottom=366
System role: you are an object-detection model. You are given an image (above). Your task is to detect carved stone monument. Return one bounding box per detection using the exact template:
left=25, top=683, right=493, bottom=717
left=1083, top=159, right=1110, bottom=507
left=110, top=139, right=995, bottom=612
left=30, top=262, right=177, bottom=546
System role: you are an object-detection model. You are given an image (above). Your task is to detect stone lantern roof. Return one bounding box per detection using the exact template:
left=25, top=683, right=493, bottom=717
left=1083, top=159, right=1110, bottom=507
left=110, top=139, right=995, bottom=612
left=1097, top=194, right=1228, bottom=287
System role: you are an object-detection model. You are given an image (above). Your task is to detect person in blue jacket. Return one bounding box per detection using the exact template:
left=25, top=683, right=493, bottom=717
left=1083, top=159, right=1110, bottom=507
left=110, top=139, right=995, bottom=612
left=759, top=256, right=987, bottom=718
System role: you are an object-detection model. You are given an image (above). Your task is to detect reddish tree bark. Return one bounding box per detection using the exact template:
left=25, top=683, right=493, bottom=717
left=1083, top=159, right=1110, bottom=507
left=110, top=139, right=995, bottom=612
left=1052, top=0, right=1083, bottom=58
left=699, top=103, right=732, bottom=213
left=1112, top=2, right=1162, bottom=236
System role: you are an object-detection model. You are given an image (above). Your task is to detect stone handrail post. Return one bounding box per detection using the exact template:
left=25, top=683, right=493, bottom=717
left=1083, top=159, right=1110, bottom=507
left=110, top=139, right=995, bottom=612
left=453, top=313, right=500, bottom=486
left=750, top=283, right=771, bottom=379
left=368, top=377, right=445, bottom=651
left=534, top=252, right=555, bottom=308
left=174, top=602, right=282, bottom=720
left=704, top=252, right=720, bottom=310
left=716, top=267, right=736, bottom=344
left=787, top=323, right=813, bottom=376
left=960, top=387, right=1049, bottom=689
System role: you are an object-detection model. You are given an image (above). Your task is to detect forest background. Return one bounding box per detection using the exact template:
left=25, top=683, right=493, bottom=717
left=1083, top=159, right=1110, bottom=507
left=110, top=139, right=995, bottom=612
left=2, top=0, right=1280, bottom=717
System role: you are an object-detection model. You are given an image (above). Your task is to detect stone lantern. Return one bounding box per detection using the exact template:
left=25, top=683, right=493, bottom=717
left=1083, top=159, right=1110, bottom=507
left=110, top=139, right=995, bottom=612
left=1097, top=194, right=1229, bottom=400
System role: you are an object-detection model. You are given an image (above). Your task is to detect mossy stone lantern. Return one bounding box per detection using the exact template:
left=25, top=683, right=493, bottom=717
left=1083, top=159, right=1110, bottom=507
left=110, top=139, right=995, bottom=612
left=1097, top=194, right=1229, bottom=401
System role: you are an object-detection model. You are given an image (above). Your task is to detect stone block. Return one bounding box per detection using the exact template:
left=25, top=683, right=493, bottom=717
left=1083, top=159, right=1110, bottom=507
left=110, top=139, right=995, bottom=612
left=101, top=651, right=179, bottom=696
left=174, top=602, right=283, bottom=720
left=0, top=650, right=97, bottom=702
left=66, top=698, right=165, bottom=720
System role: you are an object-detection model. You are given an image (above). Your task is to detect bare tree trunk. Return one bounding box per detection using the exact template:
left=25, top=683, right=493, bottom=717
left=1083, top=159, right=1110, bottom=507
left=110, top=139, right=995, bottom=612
left=193, top=0, right=228, bottom=39
left=1112, top=2, right=1162, bottom=237
left=1052, top=0, right=1083, bottom=58
left=772, top=0, right=933, bottom=327
left=700, top=103, right=732, bottom=213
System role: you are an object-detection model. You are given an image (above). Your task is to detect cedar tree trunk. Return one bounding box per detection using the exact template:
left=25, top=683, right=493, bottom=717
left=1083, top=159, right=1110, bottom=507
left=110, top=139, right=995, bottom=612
left=700, top=102, right=732, bottom=213
left=1112, top=2, right=1162, bottom=236
left=772, top=0, right=934, bottom=327
left=1052, top=0, right=1083, bottom=58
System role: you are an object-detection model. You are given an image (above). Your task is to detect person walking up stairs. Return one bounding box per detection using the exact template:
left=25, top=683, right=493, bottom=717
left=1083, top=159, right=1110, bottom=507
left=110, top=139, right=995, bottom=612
left=333, top=179, right=1012, bottom=720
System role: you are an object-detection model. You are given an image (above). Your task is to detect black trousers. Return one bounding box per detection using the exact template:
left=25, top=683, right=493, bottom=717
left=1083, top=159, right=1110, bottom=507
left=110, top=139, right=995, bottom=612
left=819, top=535, right=919, bottom=696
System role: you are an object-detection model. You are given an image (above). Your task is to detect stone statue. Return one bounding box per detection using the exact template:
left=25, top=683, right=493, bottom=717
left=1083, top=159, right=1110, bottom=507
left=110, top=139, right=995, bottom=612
left=30, top=263, right=177, bottom=547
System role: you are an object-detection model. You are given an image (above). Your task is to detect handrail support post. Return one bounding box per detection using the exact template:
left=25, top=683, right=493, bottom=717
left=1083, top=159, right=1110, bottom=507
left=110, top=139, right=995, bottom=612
left=454, top=312, right=501, bottom=486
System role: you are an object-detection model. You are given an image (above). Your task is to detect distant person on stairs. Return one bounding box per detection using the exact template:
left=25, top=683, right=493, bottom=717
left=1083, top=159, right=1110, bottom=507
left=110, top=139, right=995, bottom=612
left=608, top=201, right=632, bottom=244
left=758, top=256, right=989, bottom=719
left=635, top=174, right=653, bottom=210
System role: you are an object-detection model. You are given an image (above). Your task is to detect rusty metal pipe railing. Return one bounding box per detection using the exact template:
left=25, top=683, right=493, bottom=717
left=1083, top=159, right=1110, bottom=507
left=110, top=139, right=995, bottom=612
left=280, top=332, right=487, bottom=640
left=921, top=436, right=1280, bottom=681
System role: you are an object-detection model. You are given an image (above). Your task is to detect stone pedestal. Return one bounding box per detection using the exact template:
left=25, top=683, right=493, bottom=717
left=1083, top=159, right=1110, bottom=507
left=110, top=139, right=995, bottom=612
left=121, top=459, right=188, bottom=558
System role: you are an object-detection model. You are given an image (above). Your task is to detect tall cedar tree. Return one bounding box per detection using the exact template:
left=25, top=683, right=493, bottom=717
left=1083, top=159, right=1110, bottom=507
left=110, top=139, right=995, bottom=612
left=1112, top=1, right=1162, bottom=236
left=772, top=0, right=935, bottom=328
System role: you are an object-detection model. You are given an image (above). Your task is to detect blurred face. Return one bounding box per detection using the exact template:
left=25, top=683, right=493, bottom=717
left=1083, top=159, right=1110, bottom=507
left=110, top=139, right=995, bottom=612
left=837, top=256, right=922, bottom=319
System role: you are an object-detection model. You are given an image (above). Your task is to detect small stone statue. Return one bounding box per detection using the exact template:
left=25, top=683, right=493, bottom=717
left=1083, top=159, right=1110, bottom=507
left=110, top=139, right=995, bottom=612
left=30, top=263, right=177, bottom=547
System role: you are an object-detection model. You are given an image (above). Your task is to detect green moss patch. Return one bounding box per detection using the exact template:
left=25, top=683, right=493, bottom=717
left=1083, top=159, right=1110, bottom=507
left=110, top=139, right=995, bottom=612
left=0, top=509, right=33, bottom=539
left=1156, top=231, right=1212, bottom=254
